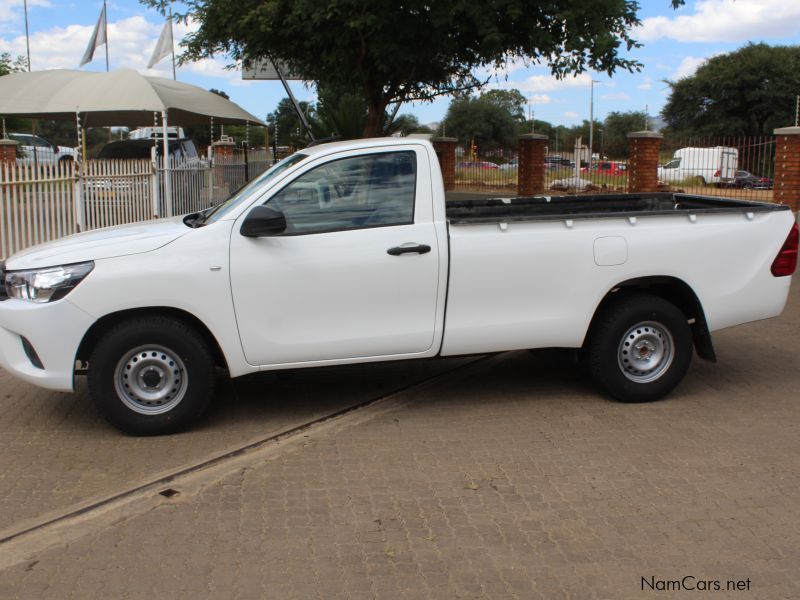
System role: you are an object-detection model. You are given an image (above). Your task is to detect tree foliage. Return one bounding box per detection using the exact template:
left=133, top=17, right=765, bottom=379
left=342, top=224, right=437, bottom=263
left=442, top=91, right=524, bottom=150
left=146, top=0, right=683, bottom=137
left=0, top=52, right=27, bottom=77
left=662, top=43, right=800, bottom=136
left=603, top=110, right=647, bottom=157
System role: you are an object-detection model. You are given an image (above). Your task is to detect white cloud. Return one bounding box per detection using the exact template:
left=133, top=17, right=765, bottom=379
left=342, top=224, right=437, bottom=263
left=0, top=0, right=51, bottom=23
left=637, top=0, right=800, bottom=43
left=600, top=92, right=631, bottom=101
left=564, top=111, right=580, bottom=121
left=0, top=15, right=240, bottom=85
left=672, top=55, right=710, bottom=79
left=518, top=72, right=592, bottom=93
left=530, top=93, right=551, bottom=105
left=637, top=80, right=653, bottom=91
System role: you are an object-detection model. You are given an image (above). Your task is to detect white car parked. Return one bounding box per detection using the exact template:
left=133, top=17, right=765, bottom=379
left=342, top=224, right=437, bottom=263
left=0, top=138, right=796, bottom=435
left=9, top=133, right=78, bottom=167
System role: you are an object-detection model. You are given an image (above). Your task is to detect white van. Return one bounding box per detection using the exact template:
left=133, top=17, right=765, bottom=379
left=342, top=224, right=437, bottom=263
left=658, top=146, right=738, bottom=185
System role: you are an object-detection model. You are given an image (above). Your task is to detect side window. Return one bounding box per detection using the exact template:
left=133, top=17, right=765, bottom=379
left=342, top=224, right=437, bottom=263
left=33, top=136, right=50, bottom=148
left=266, top=151, right=416, bottom=235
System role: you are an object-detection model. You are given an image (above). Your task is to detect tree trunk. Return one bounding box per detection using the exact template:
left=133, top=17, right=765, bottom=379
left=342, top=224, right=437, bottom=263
left=363, top=96, right=387, bottom=138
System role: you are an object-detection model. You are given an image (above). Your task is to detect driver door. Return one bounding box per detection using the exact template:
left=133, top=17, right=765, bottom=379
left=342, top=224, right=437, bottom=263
left=229, top=146, right=442, bottom=367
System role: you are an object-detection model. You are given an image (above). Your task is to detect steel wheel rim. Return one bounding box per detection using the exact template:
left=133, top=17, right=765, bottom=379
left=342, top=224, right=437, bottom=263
left=114, top=345, right=188, bottom=415
left=617, top=321, right=675, bottom=383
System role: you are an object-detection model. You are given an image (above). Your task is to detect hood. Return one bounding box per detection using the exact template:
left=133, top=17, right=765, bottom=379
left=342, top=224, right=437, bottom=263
left=5, top=217, right=189, bottom=270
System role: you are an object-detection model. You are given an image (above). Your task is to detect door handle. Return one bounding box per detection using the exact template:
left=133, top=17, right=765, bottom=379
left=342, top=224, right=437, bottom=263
left=387, top=243, right=431, bottom=256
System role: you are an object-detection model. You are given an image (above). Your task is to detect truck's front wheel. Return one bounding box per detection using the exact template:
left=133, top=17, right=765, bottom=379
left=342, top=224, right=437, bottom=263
left=88, top=316, right=216, bottom=435
left=586, top=294, right=693, bottom=403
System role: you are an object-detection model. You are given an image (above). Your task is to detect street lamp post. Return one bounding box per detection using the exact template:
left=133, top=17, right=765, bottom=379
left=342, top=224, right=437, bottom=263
left=589, top=79, right=600, bottom=167
left=23, top=0, right=32, bottom=71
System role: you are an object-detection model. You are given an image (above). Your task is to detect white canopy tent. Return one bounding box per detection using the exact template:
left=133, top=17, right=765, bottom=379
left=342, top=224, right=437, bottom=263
left=0, top=68, right=264, bottom=127
left=0, top=68, right=265, bottom=216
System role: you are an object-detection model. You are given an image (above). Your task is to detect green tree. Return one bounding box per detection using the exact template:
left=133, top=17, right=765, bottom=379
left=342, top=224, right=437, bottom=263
left=603, top=110, right=647, bottom=158
left=390, top=114, right=432, bottom=136
left=266, top=98, right=316, bottom=148
left=0, top=52, right=27, bottom=77
left=662, top=43, right=800, bottom=136
left=442, top=92, right=520, bottom=150
left=480, top=89, right=527, bottom=122
left=146, top=0, right=683, bottom=137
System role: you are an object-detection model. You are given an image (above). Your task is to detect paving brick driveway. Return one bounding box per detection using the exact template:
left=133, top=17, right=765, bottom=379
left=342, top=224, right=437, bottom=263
left=0, top=280, right=798, bottom=599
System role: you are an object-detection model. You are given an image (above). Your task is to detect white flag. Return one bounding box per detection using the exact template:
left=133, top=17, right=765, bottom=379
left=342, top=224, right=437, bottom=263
left=79, top=4, right=107, bottom=67
left=147, top=19, right=173, bottom=69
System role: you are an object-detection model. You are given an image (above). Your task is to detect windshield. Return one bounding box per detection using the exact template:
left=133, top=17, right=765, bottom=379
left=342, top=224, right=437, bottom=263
left=203, top=152, right=309, bottom=224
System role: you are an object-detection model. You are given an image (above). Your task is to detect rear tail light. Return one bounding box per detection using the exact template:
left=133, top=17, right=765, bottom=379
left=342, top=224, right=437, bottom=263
left=771, top=223, right=798, bottom=277
left=714, top=169, right=721, bottom=177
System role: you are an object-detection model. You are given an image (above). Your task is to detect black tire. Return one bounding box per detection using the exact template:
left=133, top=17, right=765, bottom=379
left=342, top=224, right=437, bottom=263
left=585, top=293, right=693, bottom=403
left=88, top=316, right=216, bottom=435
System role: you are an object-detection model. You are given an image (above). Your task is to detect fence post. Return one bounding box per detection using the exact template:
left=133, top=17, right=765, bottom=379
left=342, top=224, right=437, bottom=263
left=517, top=133, right=548, bottom=196
left=773, top=126, right=800, bottom=215
left=627, top=131, right=663, bottom=193
left=73, top=160, right=85, bottom=232
left=431, top=137, right=457, bottom=192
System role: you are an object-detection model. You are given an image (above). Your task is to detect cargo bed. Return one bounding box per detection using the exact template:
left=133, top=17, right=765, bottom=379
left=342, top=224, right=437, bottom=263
left=446, top=192, right=790, bottom=224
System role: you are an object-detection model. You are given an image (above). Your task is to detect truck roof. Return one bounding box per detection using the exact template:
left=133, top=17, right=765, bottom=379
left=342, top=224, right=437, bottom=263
left=300, top=137, right=431, bottom=159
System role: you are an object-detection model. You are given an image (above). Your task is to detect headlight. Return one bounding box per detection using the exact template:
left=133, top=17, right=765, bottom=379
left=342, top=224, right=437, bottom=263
left=5, top=262, right=94, bottom=303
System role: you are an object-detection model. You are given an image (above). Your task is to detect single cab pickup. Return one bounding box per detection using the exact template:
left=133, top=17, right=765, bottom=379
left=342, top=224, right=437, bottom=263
left=0, top=138, right=797, bottom=434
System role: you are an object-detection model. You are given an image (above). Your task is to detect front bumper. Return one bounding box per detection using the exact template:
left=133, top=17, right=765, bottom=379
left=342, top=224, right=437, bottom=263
left=0, top=298, right=95, bottom=391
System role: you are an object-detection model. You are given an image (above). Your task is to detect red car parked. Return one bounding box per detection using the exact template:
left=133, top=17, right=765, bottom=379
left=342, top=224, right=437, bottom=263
left=582, top=161, right=628, bottom=176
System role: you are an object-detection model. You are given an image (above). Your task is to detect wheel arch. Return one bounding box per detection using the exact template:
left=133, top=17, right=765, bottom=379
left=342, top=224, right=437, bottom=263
left=75, top=306, right=229, bottom=371
left=587, top=276, right=716, bottom=362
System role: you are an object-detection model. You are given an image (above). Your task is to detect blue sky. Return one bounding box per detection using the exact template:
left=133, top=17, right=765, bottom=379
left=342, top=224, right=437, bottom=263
left=2, top=0, right=800, bottom=127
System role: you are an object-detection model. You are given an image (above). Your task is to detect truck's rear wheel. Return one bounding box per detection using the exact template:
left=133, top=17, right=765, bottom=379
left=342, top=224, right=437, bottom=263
left=586, top=293, right=693, bottom=403
left=88, top=316, right=216, bottom=435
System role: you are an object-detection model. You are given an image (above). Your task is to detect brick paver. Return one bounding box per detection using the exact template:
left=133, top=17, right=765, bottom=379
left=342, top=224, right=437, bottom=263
left=0, top=357, right=470, bottom=532
left=0, top=280, right=798, bottom=598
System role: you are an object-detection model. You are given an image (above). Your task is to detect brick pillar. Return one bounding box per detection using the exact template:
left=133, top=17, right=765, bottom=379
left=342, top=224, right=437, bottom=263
left=431, top=137, right=457, bottom=191
left=517, top=133, right=547, bottom=196
left=0, top=139, right=18, bottom=173
left=773, top=126, right=800, bottom=213
left=627, top=131, right=663, bottom=193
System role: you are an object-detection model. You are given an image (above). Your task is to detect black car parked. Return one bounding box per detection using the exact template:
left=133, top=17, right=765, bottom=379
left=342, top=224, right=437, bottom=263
left=727, top=170, right=773, bottom=190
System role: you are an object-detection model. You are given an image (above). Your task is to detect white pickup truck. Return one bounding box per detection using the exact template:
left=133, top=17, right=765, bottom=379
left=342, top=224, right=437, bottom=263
left=0, top=138, right=797, bottom=435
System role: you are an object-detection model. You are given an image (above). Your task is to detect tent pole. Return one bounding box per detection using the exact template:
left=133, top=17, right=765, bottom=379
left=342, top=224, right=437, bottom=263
left=162, top=111, right=173, bottom=217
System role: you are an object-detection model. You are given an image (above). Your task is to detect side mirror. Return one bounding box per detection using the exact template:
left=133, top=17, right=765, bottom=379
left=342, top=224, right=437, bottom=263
left=240, top=205, right=287, bottom=237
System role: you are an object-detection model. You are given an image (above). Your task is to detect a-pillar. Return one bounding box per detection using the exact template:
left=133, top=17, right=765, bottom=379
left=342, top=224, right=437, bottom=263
left=431, top=137, right=457, bottom=192
left=773, top=126, right=800, bottom=214
left=517, top=133, right=548, bottom=196
left=627, top=131, right=663, bottom=193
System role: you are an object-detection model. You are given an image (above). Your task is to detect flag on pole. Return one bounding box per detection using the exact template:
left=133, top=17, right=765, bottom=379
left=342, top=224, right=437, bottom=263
left=79, top=4, right=107, bottom=67
left=147, top=19, right=174, bottom=70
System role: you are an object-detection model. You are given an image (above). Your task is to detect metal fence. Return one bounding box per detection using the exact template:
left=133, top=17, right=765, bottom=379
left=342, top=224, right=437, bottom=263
left=0, top=161, right=76, bottom=259
left=659, top=136, right=775, bottom=202
left=1, top=148, right=271, bottom=259
left=454, top=146, right=517, bottom=191
left=452, top=136, right=777, bottom=201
